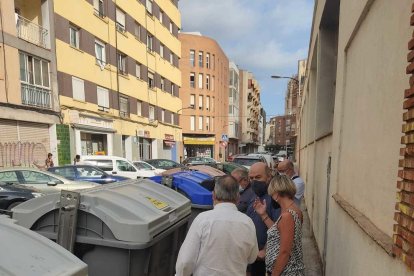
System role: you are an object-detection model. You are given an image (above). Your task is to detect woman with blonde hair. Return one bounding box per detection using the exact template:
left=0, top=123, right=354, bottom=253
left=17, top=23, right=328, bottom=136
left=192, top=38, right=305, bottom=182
left=253, top=175, right=305, bottom=276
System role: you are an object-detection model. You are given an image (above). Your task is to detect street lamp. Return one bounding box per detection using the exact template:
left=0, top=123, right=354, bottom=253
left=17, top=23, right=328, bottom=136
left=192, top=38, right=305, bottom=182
left=271, top=75, right=299, bottom=84
left=176, top=106, right=195, bottom=114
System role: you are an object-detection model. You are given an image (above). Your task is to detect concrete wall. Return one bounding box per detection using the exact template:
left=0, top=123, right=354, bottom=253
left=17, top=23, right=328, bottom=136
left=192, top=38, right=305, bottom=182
left=300, top=0, right=413, bottom=274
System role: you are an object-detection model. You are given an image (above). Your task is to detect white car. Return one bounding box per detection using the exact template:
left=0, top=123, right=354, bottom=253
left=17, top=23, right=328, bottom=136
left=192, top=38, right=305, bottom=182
left=0, top=168, right=99, bottom=194
left=80, top=155, right=161, bottom=179
left=133, top=161, right=165, bottom=176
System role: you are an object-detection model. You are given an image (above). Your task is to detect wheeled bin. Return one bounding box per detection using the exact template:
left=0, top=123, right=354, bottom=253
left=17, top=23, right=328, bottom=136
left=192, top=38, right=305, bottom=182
left=0, top=215, right=87, bottom=276
left=11, top=179, right=191, bottom=276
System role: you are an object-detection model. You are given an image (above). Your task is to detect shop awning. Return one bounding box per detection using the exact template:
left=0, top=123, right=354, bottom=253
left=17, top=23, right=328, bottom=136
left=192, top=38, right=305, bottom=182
left=183, top=137, right=215, bottom=145
left=163, top=140, right=176, bottom=147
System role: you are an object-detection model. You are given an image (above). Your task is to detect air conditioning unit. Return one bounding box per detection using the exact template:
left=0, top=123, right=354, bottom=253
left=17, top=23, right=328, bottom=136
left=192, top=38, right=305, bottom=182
left=137, top=130, right=145, bottom=137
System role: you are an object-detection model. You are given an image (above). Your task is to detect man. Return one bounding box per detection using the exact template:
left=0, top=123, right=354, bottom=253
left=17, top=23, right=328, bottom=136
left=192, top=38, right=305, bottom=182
left=277, top=160, right=305, bottom=206
left=247, top=162, right=280, bottom=276
left=45, top=153, right=54, bottom=168
left=231, top=168, right=255, bottom=213
left=176, top=175, right=258, bottom=276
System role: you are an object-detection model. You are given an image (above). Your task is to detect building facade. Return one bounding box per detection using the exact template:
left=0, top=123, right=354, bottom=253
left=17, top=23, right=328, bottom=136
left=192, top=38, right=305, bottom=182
left=0, top=0, right=60, bottom=168
left=298, top=0, right=414, bottom=274
left=179, top=32, right=228, bottom=161
left=239, top=70, right=260, bottom=153
left=54, top=0, right=182, bottom=164
left=227, top=61, right=240, bottom=158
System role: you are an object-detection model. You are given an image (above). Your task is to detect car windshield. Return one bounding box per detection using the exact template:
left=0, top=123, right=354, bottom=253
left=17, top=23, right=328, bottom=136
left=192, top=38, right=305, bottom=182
left=134, top=162, right=152, bottom=170
left=76, top=166, right=105, bottom=178
left=233, top=158, right=262, bottom=166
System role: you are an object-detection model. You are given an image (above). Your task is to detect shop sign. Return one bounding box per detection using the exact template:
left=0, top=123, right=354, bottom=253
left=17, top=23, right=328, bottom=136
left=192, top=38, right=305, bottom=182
left=78, top=115, right=113, bottom=129
left=165, top=134, right=174, bottom=141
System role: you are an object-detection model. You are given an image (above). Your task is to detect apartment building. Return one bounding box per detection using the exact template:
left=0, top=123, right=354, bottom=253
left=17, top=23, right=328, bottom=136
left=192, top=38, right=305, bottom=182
left=179, top=32, right=228, bottom=161
left=0, top=0, right=59, bottom=168
left=239, top=70, right=260, bottom=153
left=227, top=61, right=240, bottom=158
left=54, top=0, right=182, bottom=164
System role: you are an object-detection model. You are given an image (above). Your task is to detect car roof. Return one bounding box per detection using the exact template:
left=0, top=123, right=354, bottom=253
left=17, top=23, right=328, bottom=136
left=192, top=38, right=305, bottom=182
left=0, top=167, right=69, bottom=180
left=234, top=156, right=264, bottom=160
left=81, top=155, right=129, bottom=160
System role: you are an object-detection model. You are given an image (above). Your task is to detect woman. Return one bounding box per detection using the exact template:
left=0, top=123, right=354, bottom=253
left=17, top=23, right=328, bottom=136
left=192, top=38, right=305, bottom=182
left=253, top=175, right=305, bottom=276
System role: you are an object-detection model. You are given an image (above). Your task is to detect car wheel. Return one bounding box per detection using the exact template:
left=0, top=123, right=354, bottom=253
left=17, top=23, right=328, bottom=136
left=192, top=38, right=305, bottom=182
left=7, top=201, right=24, bottom=211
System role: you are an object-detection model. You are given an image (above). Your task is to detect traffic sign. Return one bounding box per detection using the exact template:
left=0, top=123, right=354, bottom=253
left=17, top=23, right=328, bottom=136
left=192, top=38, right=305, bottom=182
left=221, top=134, right=228, bottom=142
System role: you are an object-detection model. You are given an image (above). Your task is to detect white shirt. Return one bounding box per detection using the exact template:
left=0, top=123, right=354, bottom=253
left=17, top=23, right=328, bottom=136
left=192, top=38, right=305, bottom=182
left=292, top=175, right=305, bottom=205
left=175, top=203, right=258, bottom=276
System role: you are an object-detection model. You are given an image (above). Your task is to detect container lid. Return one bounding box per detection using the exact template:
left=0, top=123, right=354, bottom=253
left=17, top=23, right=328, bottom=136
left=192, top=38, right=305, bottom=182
left=0, top=216, right=87, bottom=276
left=12, top=179, right=191, bottom=244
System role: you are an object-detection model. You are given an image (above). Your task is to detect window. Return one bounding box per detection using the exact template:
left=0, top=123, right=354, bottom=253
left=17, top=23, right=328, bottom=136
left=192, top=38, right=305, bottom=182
left=134, top=22, right=141, bottom=39
left=160, top=44, right=164, bottom=58
left=169, top=21, right=173, bottom=33
left=206, top=117, right=210, bottom=130
left=206, top=96, right=210, bottom=110
left=137, top=101, right=142, bottom=116
left=206, top=53, right=210, bottom=69
left=0, top=171, right=18, bottom=183
left=198, top=51, right=203, bottom=67
left=161, top=77, right=165, bottom=90
left=116, top=160, right=136, bottom=172
left=97, top=86, right=109, bottom=109
left=212, top=76, right=215, bottom=91
left=212, top=97, right=215, bottom=111
left=211, top=117, right=214, bottom=131
left=212, top=54, right=215, bottom=69
left=21, top=171, right=62, bottom=185
left=119, top=95, right=129, bottom=117
left=146, top=0, right=153, bottom=14
left=161, top=109, right=165, bottom=122
left=206, top=75, right=210, bottom=90
left=171, top=83, right=175, bottom=95
left=149, top=105, right=155, bottom=121
left=147, top=33, right=153, bottom=51
left=229, top=105, right=233, bottom=114
left=72, top=76, right=85, bottom=101
left=171, top=113, right=174, bottom=125
left=117, top=52, right=127, bottom=75
left=190, top=94, right=195, bottom=108
left=136, top=63, right=141, bottom=78
left=198, top=73, right=203, bottom=89
left=199, top=95, right=203, bottom=110
left=19, top=52, right=50, bottom=89
left=169, top=52, right=173, bottom=64
left=148, top=71, right=154, bottom=89
left=198, top=116, right=203, bottom=130
left=94, top=39, right=106, bottom=67
left=190, top=116, right=195, bottom=131
left=159, top=9, right=164, bottom=23
left=93, top=0, right=104, bottom=17
left=69, top=25, right=79, bottom=48
left=190, top=73, right=195, bottom=88
left=116, top=8, right=126, bottom=33
left=190, top=50, right=195, bottom=67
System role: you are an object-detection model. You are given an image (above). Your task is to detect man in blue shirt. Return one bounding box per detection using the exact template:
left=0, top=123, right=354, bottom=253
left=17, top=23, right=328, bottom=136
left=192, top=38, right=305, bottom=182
left=247, top=162, right=281, bottom=276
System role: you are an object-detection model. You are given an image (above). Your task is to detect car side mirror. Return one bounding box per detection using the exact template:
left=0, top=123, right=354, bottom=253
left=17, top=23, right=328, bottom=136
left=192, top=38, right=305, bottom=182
left=47, top=181, right=57, bottom=186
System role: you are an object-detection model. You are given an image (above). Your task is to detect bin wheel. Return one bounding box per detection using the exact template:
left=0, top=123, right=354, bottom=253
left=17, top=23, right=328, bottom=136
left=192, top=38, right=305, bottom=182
left=7, top=201, right=23, bottom=211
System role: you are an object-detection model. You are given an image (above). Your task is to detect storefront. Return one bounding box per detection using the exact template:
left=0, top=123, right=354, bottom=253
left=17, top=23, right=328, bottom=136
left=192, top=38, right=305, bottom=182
left=69, top=111, right=115, bottom=156
left=163, top=134, right=177, bottom=161
left=134, top=130, right=153, bottom=160
left=183, top=136, right=215, bottom=158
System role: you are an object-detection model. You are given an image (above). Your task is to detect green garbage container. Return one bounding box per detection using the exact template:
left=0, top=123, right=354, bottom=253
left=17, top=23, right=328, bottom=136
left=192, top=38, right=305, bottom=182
left=12, top=179, right=191, bottom=276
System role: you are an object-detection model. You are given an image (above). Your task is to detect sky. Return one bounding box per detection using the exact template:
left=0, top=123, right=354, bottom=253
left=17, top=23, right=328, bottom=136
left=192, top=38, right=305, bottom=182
left=179, top=0, right=314, bottom=120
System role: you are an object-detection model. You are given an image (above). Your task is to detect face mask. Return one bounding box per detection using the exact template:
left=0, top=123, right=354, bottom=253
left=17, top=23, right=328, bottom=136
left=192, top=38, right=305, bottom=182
left=239, top=186, right=244, bottom=193
left=271, top=198, right=280, bottom=209
left=252, top=180, right=268, bottom=197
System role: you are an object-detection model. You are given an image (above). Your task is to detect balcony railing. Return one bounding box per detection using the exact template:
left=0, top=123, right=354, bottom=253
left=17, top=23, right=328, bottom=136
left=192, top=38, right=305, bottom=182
left=16, top=15, right=49, bottom=49
left=21, top=83, right=52, bottom=109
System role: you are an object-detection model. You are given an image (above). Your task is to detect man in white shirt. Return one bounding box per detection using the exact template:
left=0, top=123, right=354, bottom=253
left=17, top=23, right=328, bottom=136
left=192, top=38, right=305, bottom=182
left=277, top=160, right=305, bottom=206
left=176, top=175, right=259, bottom=276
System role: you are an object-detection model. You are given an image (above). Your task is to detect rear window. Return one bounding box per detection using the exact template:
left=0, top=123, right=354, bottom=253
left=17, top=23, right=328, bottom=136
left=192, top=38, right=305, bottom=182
left=233, top=158, right=263, bottom=167
left=49, top=167, right=75, bottom=179
left=83, top=159, right=113, bottom=171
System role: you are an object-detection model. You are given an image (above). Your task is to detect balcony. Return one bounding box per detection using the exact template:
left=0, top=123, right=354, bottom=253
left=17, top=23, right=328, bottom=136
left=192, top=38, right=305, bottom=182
left=16, top=15, right=49, bottom=49
left=21, top=83, right=51, bottom=109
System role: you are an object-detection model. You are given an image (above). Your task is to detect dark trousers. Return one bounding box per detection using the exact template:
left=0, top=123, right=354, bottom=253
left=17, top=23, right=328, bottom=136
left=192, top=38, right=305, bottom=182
left=250, top=259, right=266, bottom=276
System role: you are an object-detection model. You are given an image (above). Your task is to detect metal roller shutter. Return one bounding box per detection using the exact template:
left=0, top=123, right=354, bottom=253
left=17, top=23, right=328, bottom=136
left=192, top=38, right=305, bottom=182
left=0, top=119, right=18, bottom=143
left=18, top=121, right=50, bottom=165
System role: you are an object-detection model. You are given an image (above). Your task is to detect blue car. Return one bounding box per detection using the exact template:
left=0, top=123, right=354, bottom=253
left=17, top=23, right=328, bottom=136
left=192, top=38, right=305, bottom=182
left=48, top=165, right=128, bottom=184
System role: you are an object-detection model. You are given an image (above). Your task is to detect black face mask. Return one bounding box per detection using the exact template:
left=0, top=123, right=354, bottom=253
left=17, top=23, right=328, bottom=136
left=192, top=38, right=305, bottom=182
left=251, top=180, right=268, bottom=197
left=271, top=198, right=280, bottom=209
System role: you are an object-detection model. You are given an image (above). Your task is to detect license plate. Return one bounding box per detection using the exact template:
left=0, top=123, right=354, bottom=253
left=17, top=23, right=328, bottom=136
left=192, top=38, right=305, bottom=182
left=145, top=196, right=168, bottom=209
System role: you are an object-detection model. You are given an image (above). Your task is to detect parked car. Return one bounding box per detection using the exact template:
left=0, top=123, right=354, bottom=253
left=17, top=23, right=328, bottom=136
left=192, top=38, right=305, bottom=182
left=233, top=155, right=267, bottom=170
left=0, top=168, right=98, bottom=194
left=0, top=182, right=43, bottom=211
left=226, top=153, right=246, bottom=162
left=132, top=161, right=165, bottom=176
left=80, top=155, right=160, bottom=178
left=217, top=162, right=248, bottom=174
left=144, top=159, right=184, bottom=170
left=248, top=153, right=275, bottom=169
left=48, top=165, right=128, bottom=184
left=182, top=157, right=218, bottom=167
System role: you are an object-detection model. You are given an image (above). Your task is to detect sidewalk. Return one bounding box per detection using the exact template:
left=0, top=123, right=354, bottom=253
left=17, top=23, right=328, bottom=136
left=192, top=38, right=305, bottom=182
left=301, top=202, right=323, bottom=276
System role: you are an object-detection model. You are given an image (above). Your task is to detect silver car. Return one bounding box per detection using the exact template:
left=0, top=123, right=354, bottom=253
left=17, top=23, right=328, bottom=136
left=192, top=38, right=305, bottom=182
left=0, top=168, right=99, bottom=194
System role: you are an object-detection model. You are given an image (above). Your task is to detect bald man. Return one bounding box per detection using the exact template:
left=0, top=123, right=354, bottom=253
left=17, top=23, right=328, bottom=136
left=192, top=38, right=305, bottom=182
left=246, top=162, right=280, bottom=276
left=277, top=160, right=305, bottom=206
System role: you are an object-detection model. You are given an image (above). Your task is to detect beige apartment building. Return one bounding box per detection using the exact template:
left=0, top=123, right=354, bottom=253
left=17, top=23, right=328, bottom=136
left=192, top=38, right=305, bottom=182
left=0, top=0, right=59, bottom=167
left=299, top=0, right=414, bottom=274
left=179, top=32, right=228, bottom=161
left=239, top=70, right=260, bottom=153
